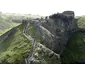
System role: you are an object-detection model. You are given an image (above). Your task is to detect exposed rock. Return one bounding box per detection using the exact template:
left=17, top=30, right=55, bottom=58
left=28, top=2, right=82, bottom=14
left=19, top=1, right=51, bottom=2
left=23, top=43, right=61, bottom=64
left=41, top=11, right=78, bottom=54
left=35, top=43, right=61, bottom=64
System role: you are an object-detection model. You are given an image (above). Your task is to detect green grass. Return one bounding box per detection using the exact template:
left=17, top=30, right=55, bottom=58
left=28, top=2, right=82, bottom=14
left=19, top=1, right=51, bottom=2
left=0, top=22, right=42, bottom=63
left=0, top=24, right=32, bottom=63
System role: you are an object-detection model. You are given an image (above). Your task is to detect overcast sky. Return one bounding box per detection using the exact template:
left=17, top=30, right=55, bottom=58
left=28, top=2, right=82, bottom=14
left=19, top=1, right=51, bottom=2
left=0, top=0, right=84, bottom=16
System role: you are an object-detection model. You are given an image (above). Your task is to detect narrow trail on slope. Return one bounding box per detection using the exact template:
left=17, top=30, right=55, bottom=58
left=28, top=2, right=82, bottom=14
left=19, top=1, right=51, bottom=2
left=23, top=23, right=36, bottom=64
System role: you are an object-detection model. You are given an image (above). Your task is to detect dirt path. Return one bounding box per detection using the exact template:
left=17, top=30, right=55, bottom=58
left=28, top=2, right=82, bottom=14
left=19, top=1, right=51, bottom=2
left=23, top=23, right=36, bottom=64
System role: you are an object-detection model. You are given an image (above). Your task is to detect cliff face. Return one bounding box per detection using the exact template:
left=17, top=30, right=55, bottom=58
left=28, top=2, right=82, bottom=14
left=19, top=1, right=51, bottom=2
left=41, top=11, right=77, bottom=54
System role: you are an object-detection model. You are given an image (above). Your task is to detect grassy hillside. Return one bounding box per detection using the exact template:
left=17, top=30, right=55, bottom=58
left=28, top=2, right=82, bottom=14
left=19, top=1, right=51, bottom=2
left=0, top=13, right=19, bottom=36
left=0, top=24, right=32, bottom=63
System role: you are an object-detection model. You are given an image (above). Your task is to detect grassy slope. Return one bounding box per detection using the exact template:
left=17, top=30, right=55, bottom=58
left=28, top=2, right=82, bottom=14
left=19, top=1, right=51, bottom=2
left=0, top=22, right=42, bottom=64
left=0, top=24, right=32, bottom=63
left=0, top=13, right=19, bottom=36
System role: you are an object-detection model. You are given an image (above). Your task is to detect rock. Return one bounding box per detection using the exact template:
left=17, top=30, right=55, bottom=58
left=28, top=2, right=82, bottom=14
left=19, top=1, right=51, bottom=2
left=25, top=43, right=61, bottom=64
left=41, top=11, right=78, bottom=54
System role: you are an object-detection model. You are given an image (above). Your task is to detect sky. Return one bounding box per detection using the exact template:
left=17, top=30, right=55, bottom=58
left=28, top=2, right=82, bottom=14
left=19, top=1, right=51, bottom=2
left=0, top=0, right=85, bottom=16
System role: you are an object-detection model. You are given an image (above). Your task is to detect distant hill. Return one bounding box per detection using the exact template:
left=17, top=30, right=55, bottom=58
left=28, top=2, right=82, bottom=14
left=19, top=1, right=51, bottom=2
left=0, top=12, right=41, bottom=36
left=0, top=13, right=19, bottom=35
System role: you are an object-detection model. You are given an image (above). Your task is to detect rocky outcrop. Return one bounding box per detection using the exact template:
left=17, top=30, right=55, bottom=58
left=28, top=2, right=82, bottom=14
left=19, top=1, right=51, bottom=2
left=33, top=43, right=61, bottom=64
left=22, top=43, right=61, bottom=64
left=41, top=11, right=78, bottom=54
